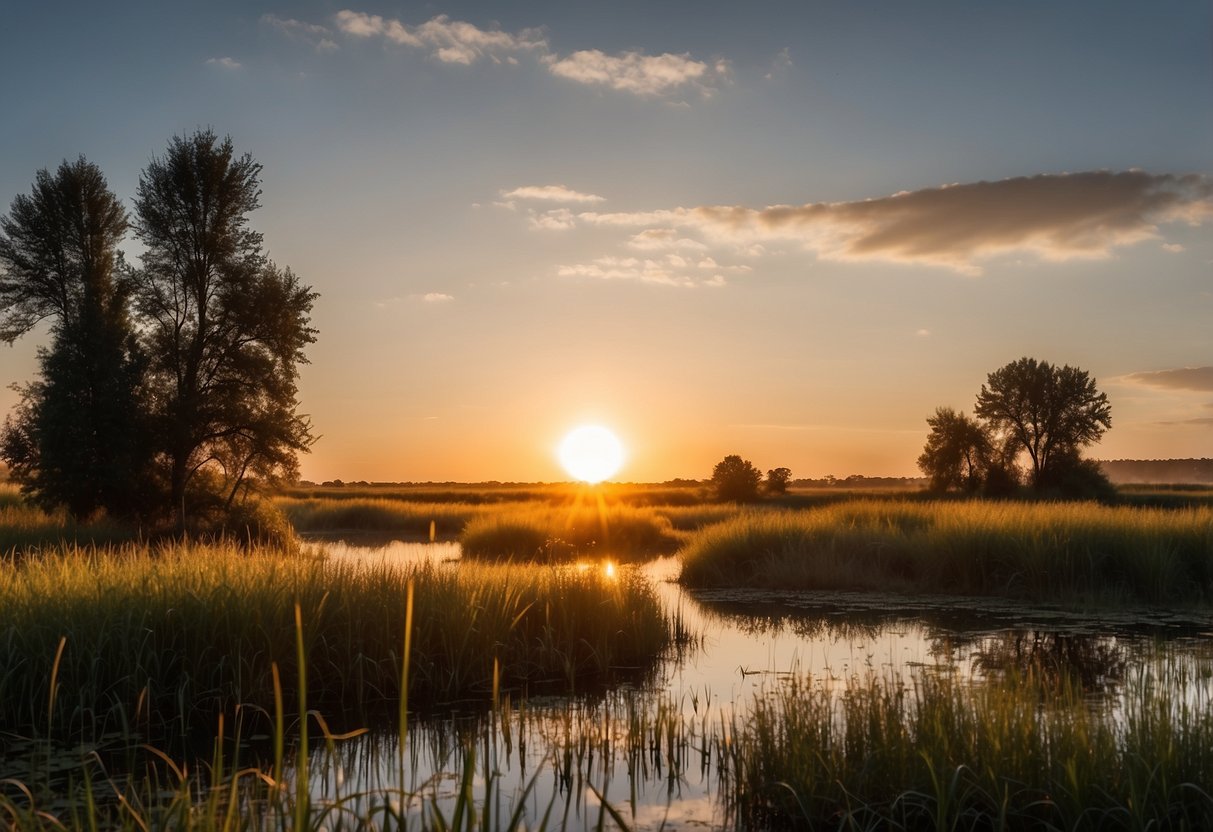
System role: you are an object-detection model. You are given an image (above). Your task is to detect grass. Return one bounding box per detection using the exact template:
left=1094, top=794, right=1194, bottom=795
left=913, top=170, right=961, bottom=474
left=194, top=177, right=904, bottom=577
left=276, top=496, right=518, bottom=538
left=718, top=665, right=1213, bottom=830
left=678, top=500, right=1213, bottom=604
left=0, top=540, right=680, bottom=745
left=459, top=503, right=683, bottom=562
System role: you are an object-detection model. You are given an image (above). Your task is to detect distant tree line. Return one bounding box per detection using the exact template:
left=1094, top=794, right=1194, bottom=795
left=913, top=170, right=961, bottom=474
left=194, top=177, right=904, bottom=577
left=0, top=130, right=316, bottom=538
left=918, top=357, right=1113, bottom=498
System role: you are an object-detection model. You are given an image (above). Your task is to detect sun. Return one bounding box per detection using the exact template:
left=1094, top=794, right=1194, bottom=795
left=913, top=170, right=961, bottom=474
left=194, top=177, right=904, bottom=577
left=558, top=425, right=625, bottom=484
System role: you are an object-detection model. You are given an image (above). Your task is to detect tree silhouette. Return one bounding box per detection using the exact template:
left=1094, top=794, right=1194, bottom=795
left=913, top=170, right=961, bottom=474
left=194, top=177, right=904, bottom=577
left=712, top=454, right=763, bottom=502
left=917, top=407, right=993, bottom=493
left=975, top=357, right=1111, bottom=489
left=765, top=467, right=792, bottom=494
left=0, top=159, right=150, bottom=517
left=133, top=130, right=317, bottom=531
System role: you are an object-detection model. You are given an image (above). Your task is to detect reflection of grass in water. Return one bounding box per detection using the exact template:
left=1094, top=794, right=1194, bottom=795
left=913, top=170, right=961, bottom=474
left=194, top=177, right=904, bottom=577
left=720, top=664, right=1213, bottom=830
left=680, top=500, right=1213, bottom=604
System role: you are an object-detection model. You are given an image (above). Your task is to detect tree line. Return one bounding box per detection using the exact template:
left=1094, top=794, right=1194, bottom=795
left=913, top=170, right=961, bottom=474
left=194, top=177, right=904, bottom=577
left=0, top=130, right=316, bottom=537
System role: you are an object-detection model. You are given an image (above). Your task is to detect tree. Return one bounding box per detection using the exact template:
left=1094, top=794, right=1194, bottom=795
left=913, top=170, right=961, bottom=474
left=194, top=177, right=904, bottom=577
left=917, top=407, right=993, bottom=492
left=0, top=158, right=150, bottom=518
left=711, top=454, right=763, bottom=502
left=765, top=467, right=792, bottom=495
left=974, top=357, right=1111, bottom=489
left=133, top=130, right=317, bottom=531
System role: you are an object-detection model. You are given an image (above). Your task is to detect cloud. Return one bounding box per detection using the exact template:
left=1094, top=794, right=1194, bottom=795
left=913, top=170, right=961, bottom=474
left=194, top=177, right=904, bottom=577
left=423, top=292, right=454, bottom=303
left=570, top=171, right=1213, bottom=274
left=625, top=229, right=707, bottom=251
left=262, top=14, right=339, bottom=52
left=205, top=57, right=242, bottom=70
left=544, top=50, right=729, bottom=96
left=557, top=255, right=721, bottom=288
left=334, top=10, right=545, bottom=64
left=916, top=329, right=931, bottom=337
left=1162, top=242, right=1185, bottom=253
left=528, top=209, right=576, bottom=230
left=501, top=184, right=604, bottom=203
left=330, top=9, right=725, bottom=97
left=1122, top=366, right=1213, bottom=393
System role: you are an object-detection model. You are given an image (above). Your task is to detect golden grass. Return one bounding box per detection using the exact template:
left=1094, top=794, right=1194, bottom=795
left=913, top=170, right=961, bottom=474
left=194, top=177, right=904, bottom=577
left=679, top=499, right=1213, bottom=604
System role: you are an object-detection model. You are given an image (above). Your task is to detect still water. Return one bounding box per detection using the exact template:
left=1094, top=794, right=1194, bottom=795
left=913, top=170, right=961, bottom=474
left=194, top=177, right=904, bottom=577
left=307, top=539, right=1213, bottom=830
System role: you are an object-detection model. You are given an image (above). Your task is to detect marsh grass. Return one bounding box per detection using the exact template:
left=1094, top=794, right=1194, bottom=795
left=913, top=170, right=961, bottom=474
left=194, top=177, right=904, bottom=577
left=459, top=504, right=682, bottom=562
left=276, top=497, right=520, bottom=538
left=0, top=494, right=136, bottom=555
left=0, top=541, right=678, bottom=745
left=679, top=500, right=1213, bottom=604
left=719, top=666, right=1213, bottom=830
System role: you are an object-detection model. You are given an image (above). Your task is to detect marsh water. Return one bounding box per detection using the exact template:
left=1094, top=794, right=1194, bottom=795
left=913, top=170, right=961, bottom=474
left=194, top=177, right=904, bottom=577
left=305, top=539, right=1213, bottom=830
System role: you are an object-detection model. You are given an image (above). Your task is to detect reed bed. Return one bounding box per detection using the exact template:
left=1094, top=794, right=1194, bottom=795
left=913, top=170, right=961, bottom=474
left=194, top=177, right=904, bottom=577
left=0, top=501, right=136, bottom=555
left=0, top=541, right=678, bottom=744
left=679, top=500, right=1213, bottom=604
left=276, top=496, right=519, bottom=537
left=719, top=666, right=1213, bottom=830
left=460, top=504, right=682, bottom=562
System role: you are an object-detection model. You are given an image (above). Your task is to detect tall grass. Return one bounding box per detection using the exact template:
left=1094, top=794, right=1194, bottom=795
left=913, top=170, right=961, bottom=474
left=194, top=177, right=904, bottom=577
left=460, top=504, right=682, bottom=562
left=0, top=541, right=679, bottom=744
left=718, top=666, right=1213, bottom=829
left=277, top=497, right=519, bottom=537
left=679, top=500, right=1213, bottom=604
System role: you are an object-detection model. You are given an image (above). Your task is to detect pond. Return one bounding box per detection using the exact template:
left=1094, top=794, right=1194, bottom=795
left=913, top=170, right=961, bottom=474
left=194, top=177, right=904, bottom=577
left=303, top=538, right=1213, bottom=830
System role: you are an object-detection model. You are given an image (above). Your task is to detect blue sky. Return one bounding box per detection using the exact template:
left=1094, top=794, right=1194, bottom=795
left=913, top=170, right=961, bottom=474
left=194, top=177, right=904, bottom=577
left=1, top=1, right=1211, bottom=480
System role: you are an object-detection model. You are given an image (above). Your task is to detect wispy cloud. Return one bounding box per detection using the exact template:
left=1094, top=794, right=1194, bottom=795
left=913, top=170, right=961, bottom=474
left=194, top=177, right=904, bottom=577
left=205, top=57, right=242, bottom=70
left=566, top=171, right=1213, bottom=275
left=262, top=14, right=338, bottom=52
left=1122, top=366, right=1213, bottom=392
left=501, top=184, right=605, bottom=203
left=557, top=255, right=727, bottom=288
left=527, top=209, right=576, bottom=230
left=423, top=292, right=454, bottom=303
left=334, top=10, right=545, bottom=65
left=543, top=50, right=729, bottom=97
left=625, top=228, right=707, bottom=251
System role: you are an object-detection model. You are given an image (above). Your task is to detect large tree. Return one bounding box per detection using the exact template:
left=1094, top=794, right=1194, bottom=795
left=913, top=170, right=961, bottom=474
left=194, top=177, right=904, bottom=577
left=974, top=357, right=1111, bottom=488
left=711, top=454, right=763, bottom=502
left=917, top=407, right=993, bottom=492
left=0, top=159, right=150, bottom=517
left=133, top=130, right=317, bottom=530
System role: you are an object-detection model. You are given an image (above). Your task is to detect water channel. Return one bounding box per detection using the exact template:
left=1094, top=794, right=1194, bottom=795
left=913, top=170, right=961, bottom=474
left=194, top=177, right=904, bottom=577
left=304, top=538, right=1213, bottom=830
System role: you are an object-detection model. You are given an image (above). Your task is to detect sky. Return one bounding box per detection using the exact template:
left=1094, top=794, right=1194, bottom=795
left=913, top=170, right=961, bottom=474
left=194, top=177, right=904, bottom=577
left=1, top=1, right=1211, bottom=482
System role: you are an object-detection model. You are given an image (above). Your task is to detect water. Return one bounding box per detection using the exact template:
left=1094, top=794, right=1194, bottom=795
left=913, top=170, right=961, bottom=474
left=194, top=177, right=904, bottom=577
left=297, top=539, right=1213, bottom=829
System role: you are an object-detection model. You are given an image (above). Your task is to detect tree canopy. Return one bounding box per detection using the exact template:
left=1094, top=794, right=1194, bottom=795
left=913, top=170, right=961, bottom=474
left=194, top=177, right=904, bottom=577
left=712, top=454, right=763, bottom=502
left=0, top=158, right=150, bottom=518
left=133, top=130, right=317, bottom=530
left=920, top=358, right=1112, bottom=496
left=0, top=134, right=317, bottom=534
left=975, top=357, right=1111, bottom=488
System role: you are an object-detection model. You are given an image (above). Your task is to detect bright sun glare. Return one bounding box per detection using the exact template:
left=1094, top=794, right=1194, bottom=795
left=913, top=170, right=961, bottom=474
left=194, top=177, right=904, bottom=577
left=558, top=425, right=625, bottom=484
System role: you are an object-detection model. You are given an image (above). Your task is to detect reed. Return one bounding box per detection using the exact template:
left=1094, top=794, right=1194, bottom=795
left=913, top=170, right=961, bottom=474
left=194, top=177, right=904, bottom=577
left=679, top=500, right=1213, bottom=604
left=718, top=666, right=1213, bottom=829
left=276, top=496, right=515, bottom=537
left=0, top=541, right=678, bottom=744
